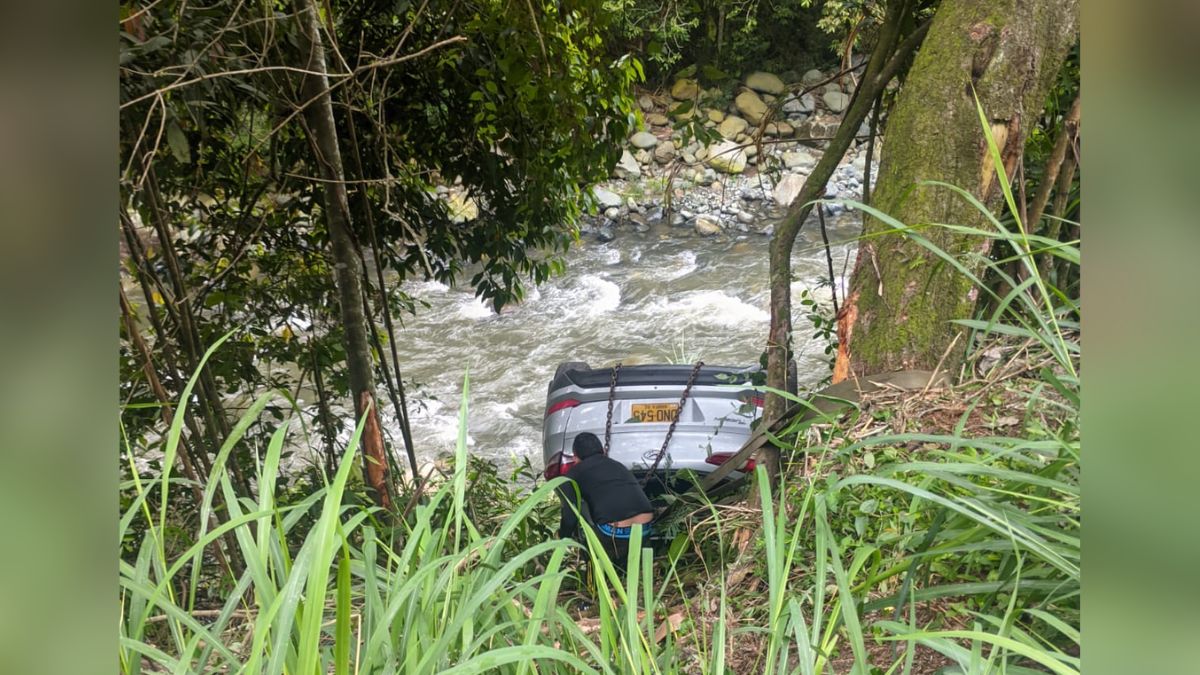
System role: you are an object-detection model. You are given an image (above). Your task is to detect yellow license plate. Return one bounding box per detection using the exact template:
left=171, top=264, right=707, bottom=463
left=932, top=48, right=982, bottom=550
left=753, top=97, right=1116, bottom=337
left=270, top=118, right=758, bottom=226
left=630, top=403, right=678, bottom=423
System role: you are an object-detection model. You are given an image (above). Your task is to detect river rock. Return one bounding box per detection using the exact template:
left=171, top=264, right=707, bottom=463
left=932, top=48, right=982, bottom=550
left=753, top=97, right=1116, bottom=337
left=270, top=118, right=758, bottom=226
left=707, top=141, right=747, bottom=174
left=670, top=101, right=697, bottom=120
left=773, top=174, right=806, bottom=206
left=736, top=210, right=755, bottom=224
left=646, top=112, right=670, bottom=127
left=717, top=115, right=749, bottom=140
left=596, top=223, right=616, bottom=242
left=823, top=91, right=850, bottom=113
left=782, top=148, right=817, bottom=170
left=706, top=108, right=726, bottom=123
left=823, top=82, right=843, bottom=94
left=766, top=122, right=795, bottom=138
left=615, top=149, right=641, bottom=179
left=653, top=140, right=676, bottom=164
left=638, top=94, right=655, bottom=111
left=634, top=149, right=652, bottom=164
left=784, top=93, right=815, bottom=114
left=802, top=68, right=824, bottom=86
left=745, top=71, right=785, bottom=95
left=603, top=206, right=620, bottom=219
left=745, top=144, right=758, bottom=158
left=681, top=151, right=696, bottom=164
left=795, top=117, right=841, bottom=144
left=734, top=90, right=768, bottom=124
left=592, top=186, right=622, bottom=209
left=671, top=78, right=700, bottom=101
left=447, top=193, right=478, bottom=222
left=694, top=215, right=722, bottom=236
left=630, top=131, right=658, bottom=149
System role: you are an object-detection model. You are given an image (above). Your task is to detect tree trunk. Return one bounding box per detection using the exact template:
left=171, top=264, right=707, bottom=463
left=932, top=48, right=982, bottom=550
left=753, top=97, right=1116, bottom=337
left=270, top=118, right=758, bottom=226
left=763, top=0, right=924, bottom=479
left=843, top=0, right=1078, bottom=377
left=293, top=0, right=392, bottom=510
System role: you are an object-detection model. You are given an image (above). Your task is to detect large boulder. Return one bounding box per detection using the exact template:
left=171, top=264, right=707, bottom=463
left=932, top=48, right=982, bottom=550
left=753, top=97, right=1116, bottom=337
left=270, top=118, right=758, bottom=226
left=745, top=71, right=786, bottom=95
left=772, top=174, right=806, bottom=206
left=630, top=131, right=659, bottom=149
left=734, top=90, right=768, bottom=124
left=706, top=140, right=747, bottom=174
left=795, top=117, right=841, bottom=143
left=717, top=115, right=749, bottom=140
left=592, top=186, right=623, bottom=209
left=694, top=215, right=722, bottom=236
left=783, top=93, right=816, bottom=115
left=653, top=140, right=676, bottom=164
left=670, top=100, right=697, bottom=120
left=671, top=78, right=700, bottom=101
left=614, top=149, right=641, bottom=179
left=782, top=148, right=817, bottom=170
left=447, top=193, right=478, bottom=222
left=823, top=91, right=850, bottom=113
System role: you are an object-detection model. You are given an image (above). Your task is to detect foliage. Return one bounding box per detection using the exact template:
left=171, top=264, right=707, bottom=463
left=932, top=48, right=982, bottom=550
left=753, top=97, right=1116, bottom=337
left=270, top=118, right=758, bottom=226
left=118, top=0, right=641, bottom=473
left=120, top=351, right=1080, bottom=673
left=601, top=0, right=828, bottom=82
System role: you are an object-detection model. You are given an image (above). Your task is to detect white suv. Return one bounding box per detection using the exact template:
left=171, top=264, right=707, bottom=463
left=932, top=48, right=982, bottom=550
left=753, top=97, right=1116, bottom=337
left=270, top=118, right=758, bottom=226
left=542, top=361, right=762, bottom=494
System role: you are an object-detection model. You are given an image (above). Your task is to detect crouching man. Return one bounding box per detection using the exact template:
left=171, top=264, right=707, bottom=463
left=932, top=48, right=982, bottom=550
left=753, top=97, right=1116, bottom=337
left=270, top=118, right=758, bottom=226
left=556, top=432, right=655, bottom=569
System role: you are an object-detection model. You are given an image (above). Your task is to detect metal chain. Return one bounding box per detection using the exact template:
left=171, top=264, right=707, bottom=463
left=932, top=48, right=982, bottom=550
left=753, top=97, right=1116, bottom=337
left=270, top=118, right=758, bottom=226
left=603, top=362, right=621, bottom=454
left=641, top=361, right=704, bottom=486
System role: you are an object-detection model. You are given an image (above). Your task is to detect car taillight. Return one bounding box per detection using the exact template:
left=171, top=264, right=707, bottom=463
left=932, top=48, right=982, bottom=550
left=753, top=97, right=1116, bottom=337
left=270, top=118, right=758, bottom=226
left=543, top=451, right=577, bottom=480
left=705, top=452, right=756, bottom=472
left=545, top=398, right=581, bottom=418
left=749, top=395, right=764, bottom=408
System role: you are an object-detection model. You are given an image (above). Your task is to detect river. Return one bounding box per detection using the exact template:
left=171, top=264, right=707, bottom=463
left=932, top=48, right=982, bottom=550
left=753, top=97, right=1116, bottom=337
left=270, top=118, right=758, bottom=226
left=371, top=211, right=862, bottom=472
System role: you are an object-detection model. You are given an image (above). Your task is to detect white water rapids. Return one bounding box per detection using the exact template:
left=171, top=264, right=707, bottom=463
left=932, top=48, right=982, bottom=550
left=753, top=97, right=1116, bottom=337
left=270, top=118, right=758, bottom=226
left=354, top=212, right=861, bottom=472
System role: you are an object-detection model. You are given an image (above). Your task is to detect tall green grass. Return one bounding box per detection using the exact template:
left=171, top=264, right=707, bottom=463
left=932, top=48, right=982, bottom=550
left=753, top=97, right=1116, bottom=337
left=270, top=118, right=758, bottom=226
left=121, top=372, right=1078, bottom=674
left=120, top=98, right=1079, bottom=674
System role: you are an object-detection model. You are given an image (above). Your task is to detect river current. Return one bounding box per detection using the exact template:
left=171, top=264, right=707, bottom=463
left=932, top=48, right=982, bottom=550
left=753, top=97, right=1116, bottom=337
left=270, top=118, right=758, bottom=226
left=368, top=212, right=861, bottom=471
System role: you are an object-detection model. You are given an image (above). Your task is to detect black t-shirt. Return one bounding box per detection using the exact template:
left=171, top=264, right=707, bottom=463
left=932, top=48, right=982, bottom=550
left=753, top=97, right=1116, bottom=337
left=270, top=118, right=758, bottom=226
left=557, top=454, right=654, bottom=538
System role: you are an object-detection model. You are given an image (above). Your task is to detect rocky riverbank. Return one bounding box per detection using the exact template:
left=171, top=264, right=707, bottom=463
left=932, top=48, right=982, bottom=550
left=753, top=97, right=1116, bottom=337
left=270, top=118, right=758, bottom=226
left=578, top=67, right=883, bottom=242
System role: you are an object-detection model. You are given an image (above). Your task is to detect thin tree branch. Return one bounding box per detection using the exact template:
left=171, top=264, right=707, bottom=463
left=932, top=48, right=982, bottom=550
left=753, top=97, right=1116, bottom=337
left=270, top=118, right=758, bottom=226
left=121, top=36, right=467, bottom=110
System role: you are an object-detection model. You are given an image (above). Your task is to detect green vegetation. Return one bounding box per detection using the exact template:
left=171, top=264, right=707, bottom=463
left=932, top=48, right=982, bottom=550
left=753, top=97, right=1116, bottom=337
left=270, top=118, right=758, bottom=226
left=119, top=1, right=1081, bottom=672
left=121, top=357, right=1078, bottom=672
left=121, top=172, right=1080, bottom=670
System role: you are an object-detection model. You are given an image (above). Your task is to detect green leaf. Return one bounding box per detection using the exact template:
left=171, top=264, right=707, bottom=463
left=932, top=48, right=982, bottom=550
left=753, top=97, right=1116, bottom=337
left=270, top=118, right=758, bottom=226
left=166, top=121, right=189, bottom=164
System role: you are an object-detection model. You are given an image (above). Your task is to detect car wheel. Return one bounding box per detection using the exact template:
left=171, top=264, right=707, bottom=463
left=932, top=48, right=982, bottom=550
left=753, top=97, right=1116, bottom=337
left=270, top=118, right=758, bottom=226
left=554, top=361, right=590, bottom=379
left=550, top=361, right=591, bottom=396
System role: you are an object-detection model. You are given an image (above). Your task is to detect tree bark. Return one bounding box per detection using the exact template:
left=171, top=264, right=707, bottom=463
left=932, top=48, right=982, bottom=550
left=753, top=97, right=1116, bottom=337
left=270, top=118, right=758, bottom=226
left=844, top=0, right=1079, bottom=377
left=292, top=0, right=392, bottom=510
